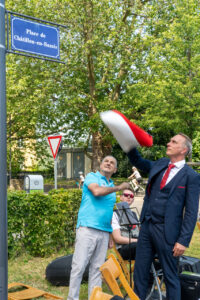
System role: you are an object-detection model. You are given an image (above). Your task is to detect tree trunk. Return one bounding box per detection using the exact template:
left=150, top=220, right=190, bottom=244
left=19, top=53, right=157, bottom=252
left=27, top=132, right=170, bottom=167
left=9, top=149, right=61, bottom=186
left=91, top=132, right=112, bottom=171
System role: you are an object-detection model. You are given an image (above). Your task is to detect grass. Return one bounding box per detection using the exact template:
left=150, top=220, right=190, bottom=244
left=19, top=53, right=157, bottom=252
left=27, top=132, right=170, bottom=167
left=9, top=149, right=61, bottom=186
left=8, top=225, right=200, bottom=300
left=184, top=225, right=200, bottom=257
left=8, top=250, right=68, bottom=299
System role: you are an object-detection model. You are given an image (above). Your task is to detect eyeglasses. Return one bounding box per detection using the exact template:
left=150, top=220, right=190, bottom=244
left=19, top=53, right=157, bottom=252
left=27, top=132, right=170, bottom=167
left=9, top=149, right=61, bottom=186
left=123, top=193, right=134, bottom=199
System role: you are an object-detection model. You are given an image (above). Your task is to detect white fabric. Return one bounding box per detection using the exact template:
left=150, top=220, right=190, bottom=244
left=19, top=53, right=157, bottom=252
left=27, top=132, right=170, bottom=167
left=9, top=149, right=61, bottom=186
left=111, top=211, right=121, bottom=231
left=165, top=159, right=185, bottom=185
left=100, top=111, right=139, bottom=152
left=67, top=227, right=109, bottom=300
left=80, top=174, right=85, bottom=182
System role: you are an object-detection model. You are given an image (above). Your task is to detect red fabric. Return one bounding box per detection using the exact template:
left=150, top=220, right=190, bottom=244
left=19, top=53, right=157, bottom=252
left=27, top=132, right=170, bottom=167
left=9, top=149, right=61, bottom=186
left=160, top=164, right=175, bottom=190
left=112, top=110, right=153, bottom=147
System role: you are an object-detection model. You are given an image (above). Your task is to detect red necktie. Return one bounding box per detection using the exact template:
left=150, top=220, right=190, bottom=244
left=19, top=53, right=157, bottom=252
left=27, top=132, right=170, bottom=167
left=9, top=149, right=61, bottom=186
left=160, top=164, right=175, bottom=189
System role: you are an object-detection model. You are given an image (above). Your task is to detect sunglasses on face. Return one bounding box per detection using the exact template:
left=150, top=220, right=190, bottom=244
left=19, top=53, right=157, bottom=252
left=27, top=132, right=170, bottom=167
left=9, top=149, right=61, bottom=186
left=123, top=193, right=134, bottom=199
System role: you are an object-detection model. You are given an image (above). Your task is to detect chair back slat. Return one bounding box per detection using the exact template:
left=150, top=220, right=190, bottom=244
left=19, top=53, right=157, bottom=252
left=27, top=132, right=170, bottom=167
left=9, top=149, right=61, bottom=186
left=100, top=254, right=139, bottom=300
left=89, top=286, right=113, bottom=300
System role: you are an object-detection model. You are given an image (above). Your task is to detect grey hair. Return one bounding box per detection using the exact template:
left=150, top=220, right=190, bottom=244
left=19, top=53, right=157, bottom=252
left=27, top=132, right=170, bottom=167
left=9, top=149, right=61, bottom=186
left=101, top=156, right=117, bottom=168
left=178, top=133, right=192, bottom=156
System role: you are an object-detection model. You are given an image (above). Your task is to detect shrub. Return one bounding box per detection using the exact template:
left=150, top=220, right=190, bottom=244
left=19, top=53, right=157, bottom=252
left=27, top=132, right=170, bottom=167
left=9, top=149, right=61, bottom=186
left=8, top=190, right=27, bottom=257
left=7, top=189, right=82, bottom=257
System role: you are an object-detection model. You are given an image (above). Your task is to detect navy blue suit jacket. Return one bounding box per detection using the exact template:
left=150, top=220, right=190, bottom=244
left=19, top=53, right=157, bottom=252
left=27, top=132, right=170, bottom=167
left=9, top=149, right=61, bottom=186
left=127, top=148, right=200, bottom=247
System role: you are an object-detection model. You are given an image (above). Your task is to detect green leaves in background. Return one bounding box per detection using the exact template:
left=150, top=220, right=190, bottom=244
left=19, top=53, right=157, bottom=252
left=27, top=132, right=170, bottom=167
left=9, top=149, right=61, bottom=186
left=6, top=0, right=200, bottom=172
left=7, top=189, right=82, bottom=257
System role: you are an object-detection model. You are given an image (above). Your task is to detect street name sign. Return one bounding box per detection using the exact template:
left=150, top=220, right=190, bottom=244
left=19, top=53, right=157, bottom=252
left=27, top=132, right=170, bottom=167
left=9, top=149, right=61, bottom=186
left=11, top=16, right=60, bottom=59
left=48, top=135, right=62, bottom=159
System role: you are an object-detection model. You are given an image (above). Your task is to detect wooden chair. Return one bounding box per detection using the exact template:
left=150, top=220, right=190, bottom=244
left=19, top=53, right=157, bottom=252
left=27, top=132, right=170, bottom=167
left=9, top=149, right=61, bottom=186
left=89, top=286, right=113, bottom=300
left=112, top=240, right=135, bottom=288
left=100, top=254, right=139, bottom=300
left=8, top=282, right=63, bottom=300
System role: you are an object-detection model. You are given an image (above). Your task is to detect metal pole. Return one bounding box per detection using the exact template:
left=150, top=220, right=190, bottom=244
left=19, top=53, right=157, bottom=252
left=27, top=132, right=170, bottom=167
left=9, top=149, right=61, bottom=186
left=54, top=157, right=57, bottom=189
left=0, top=0, right=8, bottom=299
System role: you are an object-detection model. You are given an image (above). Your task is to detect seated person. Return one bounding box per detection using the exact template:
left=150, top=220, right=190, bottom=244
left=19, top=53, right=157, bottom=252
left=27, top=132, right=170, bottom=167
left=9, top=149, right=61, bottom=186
left=78, top=171, right=85, bottom=189
left=111, top=189, right=139, bottom=260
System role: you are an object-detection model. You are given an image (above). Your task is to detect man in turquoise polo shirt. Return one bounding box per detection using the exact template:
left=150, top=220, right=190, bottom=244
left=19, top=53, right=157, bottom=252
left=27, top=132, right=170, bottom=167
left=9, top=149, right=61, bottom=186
left=67, top=156, right=130, bottom=300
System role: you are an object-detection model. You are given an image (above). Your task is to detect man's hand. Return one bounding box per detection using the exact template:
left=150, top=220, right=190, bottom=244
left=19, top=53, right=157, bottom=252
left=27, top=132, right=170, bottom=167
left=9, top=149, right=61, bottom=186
left=173, top=242, right=186, bottom=257
left=117, top=182, right=131, bottom=191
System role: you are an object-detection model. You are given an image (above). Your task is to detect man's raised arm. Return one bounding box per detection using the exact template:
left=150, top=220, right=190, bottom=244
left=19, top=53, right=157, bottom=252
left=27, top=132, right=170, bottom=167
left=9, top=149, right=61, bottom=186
left=88, top=182, right=130, bottom=197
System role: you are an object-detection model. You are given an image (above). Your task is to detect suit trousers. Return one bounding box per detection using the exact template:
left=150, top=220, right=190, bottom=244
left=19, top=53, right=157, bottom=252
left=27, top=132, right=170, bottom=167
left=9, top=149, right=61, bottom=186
left=134, top=220, right=180, bottom=300
left=67, top=226, right=109, bottom=300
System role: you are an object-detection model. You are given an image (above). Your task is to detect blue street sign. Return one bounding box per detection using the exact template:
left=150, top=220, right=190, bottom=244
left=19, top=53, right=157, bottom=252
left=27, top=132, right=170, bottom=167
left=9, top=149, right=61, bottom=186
left=11, top=16, right=60, bottom=59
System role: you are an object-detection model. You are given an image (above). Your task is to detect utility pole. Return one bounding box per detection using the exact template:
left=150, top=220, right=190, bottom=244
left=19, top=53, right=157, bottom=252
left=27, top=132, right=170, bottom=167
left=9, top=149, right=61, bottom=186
left=0, top=0, right=8, bottom=299
left=0, top=6, right=65, bottom=299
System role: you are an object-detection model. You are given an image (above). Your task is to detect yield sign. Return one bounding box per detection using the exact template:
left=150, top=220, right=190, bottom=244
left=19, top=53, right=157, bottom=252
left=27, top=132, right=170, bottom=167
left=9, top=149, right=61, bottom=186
left=48, top=135, right=62, bottom=159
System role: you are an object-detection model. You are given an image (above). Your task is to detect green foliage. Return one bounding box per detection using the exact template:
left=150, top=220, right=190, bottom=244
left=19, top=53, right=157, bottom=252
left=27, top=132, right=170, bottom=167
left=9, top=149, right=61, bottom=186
left=192, top=131, right=200, bottom=161
left=49, top=189, right=82, bottom=247
left=7, top=189, right=82, bottom=257
left=127, top=0, right=200, bottom=144
left=6, top=0, right=200, bottom=170
left=8, top=191, right=27, bottom=257
left=111, top=144, right=133, bottom=178
left=111, top=144, right=167, bottom=178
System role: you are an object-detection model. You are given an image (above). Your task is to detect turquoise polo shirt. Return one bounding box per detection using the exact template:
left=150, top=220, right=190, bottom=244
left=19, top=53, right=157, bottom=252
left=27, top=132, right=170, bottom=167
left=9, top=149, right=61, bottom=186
left=76, top=171, right=116, bottom=232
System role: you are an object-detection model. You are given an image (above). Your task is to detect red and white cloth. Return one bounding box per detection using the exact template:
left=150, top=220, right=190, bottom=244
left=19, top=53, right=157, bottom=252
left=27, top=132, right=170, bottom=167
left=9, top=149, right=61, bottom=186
left=100, top=110, right=153, bottom=152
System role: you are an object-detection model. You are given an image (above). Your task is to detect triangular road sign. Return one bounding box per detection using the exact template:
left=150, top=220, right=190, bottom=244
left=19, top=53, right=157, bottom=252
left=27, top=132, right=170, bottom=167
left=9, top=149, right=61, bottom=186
left=48, top=135, right=62, bottom=159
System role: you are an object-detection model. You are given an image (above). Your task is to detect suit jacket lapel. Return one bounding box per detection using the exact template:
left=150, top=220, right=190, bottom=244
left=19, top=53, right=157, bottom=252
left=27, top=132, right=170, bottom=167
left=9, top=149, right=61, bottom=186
left=168, top=165, right=187, bottom=198
left=146, top=160, right=169, bottom=195
left=148, top=160, right=169, bottom=183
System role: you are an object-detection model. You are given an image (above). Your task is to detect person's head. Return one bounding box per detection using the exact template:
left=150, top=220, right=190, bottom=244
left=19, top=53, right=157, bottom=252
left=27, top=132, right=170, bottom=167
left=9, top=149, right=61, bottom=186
left=120, top=188, right=135, bottom=206
left=100, top=156, right=117, bottom=178
left=166, top=133, right=192, bottom=162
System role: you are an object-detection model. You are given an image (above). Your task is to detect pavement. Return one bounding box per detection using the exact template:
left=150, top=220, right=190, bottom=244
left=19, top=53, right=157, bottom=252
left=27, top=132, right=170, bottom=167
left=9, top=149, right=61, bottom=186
left=130, top=194, right=144, bottom=217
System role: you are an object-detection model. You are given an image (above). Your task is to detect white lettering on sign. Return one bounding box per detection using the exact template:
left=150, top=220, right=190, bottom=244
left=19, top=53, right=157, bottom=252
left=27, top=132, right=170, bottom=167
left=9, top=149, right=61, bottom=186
left=44, top=42, right=58, bottom=49
left=14, top=35, right=35, bottom=44
left=26, top=29, right=39, bottom=36
left=40, top=33, right=46, bottom=38
left=13, top=35, right=58, bottom=49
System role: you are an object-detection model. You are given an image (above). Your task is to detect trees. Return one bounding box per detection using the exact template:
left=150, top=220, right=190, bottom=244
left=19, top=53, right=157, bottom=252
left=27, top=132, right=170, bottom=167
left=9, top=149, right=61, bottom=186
left=6, top=0, right=67, bottom=175
left=7, top=0, right=151, bottom=171
left=54, top=0, right=151, bottom=170
left=126, top=0, right=200, bottom=145
left=6, top=0, right=200, bottom=174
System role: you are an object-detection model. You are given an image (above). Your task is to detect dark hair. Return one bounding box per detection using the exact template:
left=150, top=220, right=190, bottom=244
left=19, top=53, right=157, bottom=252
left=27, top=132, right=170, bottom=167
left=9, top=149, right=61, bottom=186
left=121, top=188, right=134, bottom=195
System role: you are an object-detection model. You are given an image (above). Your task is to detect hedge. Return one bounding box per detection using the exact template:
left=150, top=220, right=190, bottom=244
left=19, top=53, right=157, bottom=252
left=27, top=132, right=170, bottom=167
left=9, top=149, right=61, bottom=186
left=8, top=189, right=82, bottom=257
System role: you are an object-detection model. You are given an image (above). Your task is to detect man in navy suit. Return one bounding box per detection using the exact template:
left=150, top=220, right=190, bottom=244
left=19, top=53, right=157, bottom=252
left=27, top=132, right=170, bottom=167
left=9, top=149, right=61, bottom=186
left=127, top=133, right=200, bottom=300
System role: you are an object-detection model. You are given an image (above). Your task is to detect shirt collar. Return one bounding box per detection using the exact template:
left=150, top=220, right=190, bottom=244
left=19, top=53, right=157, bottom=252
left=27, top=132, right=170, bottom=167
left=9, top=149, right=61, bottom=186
left=97, top=171, right=113, bottom=184
left=169, top=159, right=185, bottom=169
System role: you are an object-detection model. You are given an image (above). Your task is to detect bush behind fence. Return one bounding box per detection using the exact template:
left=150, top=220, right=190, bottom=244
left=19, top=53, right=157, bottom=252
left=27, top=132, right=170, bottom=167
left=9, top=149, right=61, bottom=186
left=8, top=189, right=82, bottom=257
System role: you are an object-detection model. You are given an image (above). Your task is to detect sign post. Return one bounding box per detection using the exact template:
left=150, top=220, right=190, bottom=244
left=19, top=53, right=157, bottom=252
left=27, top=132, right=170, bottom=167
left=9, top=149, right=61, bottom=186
left=0, top=0, right=8, bottom=299
left=48, top=135, right=62, bottom=189
left=54, top=157, right=58, bottom=190
left=0, top=9, right=66, bottom=299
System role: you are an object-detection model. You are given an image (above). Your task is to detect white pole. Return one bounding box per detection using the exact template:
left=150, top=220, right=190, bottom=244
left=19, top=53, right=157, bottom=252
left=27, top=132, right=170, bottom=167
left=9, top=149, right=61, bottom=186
left=54, top=157, right=57, bottom=189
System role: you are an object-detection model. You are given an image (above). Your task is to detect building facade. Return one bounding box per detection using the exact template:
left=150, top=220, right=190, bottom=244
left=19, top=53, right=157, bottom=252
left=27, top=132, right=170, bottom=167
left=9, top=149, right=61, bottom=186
left=57, top=147, right=92, bottom=179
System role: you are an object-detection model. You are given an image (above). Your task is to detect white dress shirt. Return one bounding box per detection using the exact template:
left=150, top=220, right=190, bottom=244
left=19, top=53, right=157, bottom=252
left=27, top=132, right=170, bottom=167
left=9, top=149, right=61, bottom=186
left=165, top=159, right=186, bottom=185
